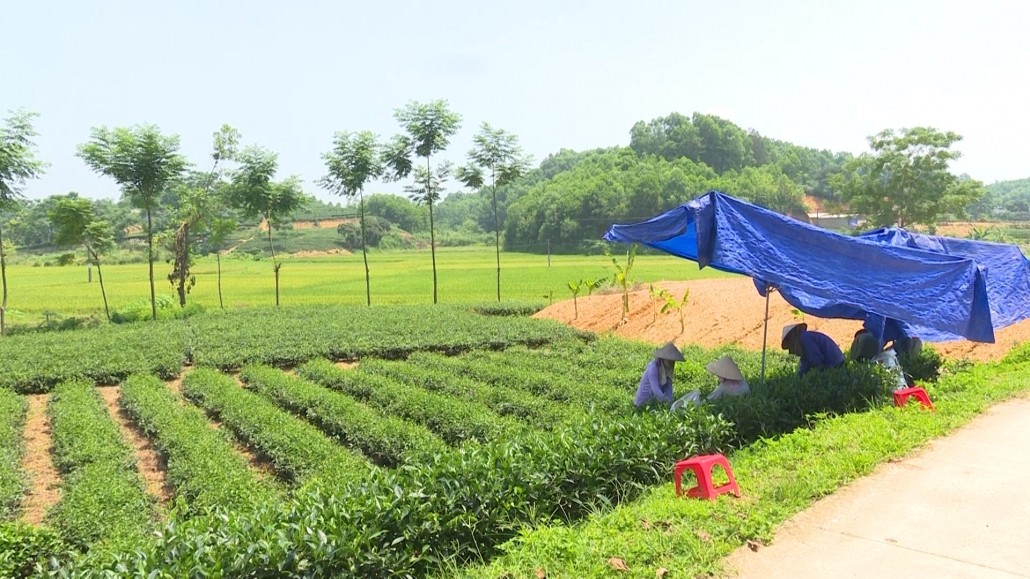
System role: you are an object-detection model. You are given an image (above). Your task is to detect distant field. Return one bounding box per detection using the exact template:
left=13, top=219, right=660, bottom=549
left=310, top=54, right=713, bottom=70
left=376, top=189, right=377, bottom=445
left=1, top=247, right=732, bottom=323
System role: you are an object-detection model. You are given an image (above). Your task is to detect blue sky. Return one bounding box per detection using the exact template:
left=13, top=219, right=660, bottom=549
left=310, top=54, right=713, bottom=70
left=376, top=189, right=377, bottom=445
left=3, top=0, right=1028, bottom=202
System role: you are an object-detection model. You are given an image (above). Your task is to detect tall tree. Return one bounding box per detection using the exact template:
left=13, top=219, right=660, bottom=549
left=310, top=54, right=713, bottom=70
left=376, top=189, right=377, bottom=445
left=456, top=123, right=531, bottom=302
left=226, top=145, right=307, bottom=306
left=831, top=127, right=985, bottom=228
left=49, top=196, right=115, bottom=320
left=0, top=110, right=46, bottom=336
left=78, top=125, right=186, bottom=321
left=384, top=100, right=461, bottom=304
left=319, top=131, right=383, bottom=306
left=167, top=125, right=240, bottom=307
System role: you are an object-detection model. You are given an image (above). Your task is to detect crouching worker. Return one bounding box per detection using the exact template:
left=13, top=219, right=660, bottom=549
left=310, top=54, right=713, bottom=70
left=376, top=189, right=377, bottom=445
left=705, top=356, right=750, bottom=401
left=781, top=323, right=844, bottom=375
left=634, top=342, right=694, bottom=409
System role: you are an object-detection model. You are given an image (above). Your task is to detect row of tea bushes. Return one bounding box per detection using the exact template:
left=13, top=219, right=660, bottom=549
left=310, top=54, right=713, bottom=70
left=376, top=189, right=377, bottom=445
left=46, top=382, right=155, bottom=547
left=295, top=360, right=528, bottom=445
left=0, top=390, right=27, bottom=520
left=240, top=364, right=448, bottom=467
left=182, top=369, right=374, bottom=486
left=119, top=375, right=277, bottom=514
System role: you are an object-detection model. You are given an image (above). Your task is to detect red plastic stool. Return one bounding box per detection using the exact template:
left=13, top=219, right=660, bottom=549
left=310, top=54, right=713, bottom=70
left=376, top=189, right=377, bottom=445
left=893, top=386, right=935, bottom=411
left=674, top=454, right=740, bottom=500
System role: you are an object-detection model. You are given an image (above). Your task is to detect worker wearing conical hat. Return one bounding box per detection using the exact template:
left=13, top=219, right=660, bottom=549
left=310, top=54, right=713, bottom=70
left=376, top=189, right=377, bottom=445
left=705, top=356, right=751, bottom=401
left=634, top=342, right=685, bottom=408
left=781, top=323, right=845, bottom=375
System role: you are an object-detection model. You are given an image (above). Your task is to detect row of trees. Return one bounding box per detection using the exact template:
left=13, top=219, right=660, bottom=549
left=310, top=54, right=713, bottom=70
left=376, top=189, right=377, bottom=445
left=0, top=105, right=992, bottom=333
left=0, top=100, right=534, bottom=332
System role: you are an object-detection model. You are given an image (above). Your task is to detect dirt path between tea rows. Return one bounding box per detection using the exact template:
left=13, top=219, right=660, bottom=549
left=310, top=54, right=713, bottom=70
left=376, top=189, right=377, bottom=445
left=97, top=386, right=174, bottom=507
left=19, top=394, right=60, bottom=525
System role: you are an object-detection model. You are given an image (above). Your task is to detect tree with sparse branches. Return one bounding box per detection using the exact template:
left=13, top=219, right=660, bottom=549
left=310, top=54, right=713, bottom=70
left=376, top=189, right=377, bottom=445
left=225, top=145, right=308, bottom=306
left=319, top=131, right=383, bottom=306
left=456, top=123, right=531, bottom=302
left=0, top=110, right=47, bottom=336
left=78, top=125, right=186, bottom=321
left=831, top=127, right=985, bottom=228
left=167, top=125, right=240, bottom=307
left=383, top=100, right=461, bottom=304
left=49, top=196, right=115, bottom=320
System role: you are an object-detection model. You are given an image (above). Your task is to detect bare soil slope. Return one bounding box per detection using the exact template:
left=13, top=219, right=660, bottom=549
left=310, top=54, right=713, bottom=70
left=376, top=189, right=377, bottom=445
left=534, top=278, right=1029, bottom=361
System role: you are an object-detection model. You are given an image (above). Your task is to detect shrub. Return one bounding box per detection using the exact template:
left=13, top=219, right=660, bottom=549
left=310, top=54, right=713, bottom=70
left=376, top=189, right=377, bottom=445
left=899, top=345, right=943, bottom=383
left=0, top=390, right=27, bottom=520
left=470, top=301, right=546, bottom=317
left=0, top=523, right=66, bottom=578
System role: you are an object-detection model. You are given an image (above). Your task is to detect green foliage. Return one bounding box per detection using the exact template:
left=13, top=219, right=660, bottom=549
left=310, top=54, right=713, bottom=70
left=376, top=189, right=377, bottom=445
left=297, top=359, right=526, bottom=445
left=0, top=323, right=185, bottom=393
left=976, top=177, right=1030, bottom=220
left=77, top=124, right=187, bottom=322
left=608, top=243, right=636, bottom=318
left=47, top=381, right=155, bottom=547
left=110, top=293, right=205, bottom=324
left=63, top=403, right=732, bottom=577
left=0, top=522, right=66, bottom=578
left=364, top=193, right=426, bottom=233
left=360, top=355, right=579, bottom=427
left=831, top=127, right=985, bottom=228
left=189, top=304, right=582, bottom=370
left=241, top=363, right=447, bottom=467
left=468, top=301, right=545, bottom=317
left=182, top=368, right=372, bottom=485
left=335, top=216, right=391, bottom=249
left=0, top=390, right=27, bottom=520
left=709, top=362, right=896, bottom=447
left=899, top=345, right=943, bottom=383
left=119, top=374, right=276, bottom=514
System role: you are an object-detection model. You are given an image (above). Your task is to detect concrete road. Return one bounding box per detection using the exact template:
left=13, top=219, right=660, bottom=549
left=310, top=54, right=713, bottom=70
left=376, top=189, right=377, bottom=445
left=724, top=395, right=1030, bottom=578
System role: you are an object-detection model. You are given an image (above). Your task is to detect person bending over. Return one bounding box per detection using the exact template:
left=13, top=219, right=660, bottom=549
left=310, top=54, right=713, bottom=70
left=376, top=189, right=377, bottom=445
left=781, top=323, right=844, bottom=375
left=705, top=356, right=750, bottom=401
left=634, top=342, right=685, bottom=408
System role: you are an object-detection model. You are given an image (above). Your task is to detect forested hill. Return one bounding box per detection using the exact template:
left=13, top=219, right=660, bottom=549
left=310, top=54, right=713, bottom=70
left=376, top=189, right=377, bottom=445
left=971, top=177, right=1030, bottom=221
left=469, top=112, right=855, bottom=252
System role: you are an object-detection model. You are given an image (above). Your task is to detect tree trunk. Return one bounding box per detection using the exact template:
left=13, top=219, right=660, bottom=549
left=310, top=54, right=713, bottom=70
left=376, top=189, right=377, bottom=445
left=359, top=190, right=371, bottom=306
left=146, top=207, right=157, bottom=321
left=267, top=218, right=280, bottom=306
left=173, top=223, right=189, bottom=308
left=0, top=221, right=8, bottom=337
left=427, top=156, right=438, bottom=305
left=216, top=251, right=224, bottom=309
left=491, top=179, right=501, bottom=302
left=93, top=251, right=111, bottom=322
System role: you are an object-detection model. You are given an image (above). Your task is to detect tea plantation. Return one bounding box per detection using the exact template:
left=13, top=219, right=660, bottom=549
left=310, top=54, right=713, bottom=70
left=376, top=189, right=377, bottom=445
left=0, top=304, right=935, bottom=577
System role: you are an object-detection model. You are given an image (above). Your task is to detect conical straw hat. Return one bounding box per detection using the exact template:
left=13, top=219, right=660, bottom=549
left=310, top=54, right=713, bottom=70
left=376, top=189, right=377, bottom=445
left=653, top=342, right=685, bottom=361
left=706, top=356, right=744, bottom=381
left=781, top=323, right=808, bottom=348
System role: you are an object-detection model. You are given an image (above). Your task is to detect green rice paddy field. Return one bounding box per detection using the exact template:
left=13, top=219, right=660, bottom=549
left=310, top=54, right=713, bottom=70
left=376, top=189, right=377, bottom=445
left=2, top=247, right=731, bottom=323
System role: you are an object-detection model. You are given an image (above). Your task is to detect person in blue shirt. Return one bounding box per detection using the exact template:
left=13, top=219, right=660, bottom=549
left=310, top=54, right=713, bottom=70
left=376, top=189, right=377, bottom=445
left=634, top=342, right=684, bottom=408
left=781, top=323, right=845, bottom=375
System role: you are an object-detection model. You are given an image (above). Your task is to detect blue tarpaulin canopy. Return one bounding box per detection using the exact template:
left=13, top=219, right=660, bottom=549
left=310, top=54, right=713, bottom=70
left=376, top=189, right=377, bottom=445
left=857, top=227, right=1030, bottom=341
left=603, top=191, right=996, bottom=343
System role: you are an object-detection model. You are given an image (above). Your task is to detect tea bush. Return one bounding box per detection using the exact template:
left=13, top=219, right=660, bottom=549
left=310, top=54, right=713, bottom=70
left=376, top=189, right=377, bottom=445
left=0, top=390, right=27, bottom=520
